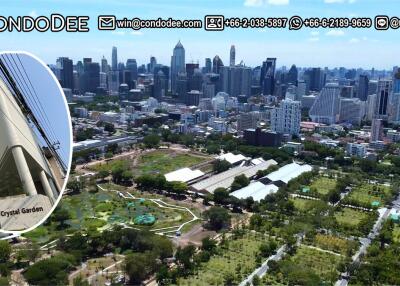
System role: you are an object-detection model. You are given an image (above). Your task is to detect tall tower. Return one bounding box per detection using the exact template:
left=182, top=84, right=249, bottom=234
left=111, top=46, right=118, bottom=71
left=170, top=40, right=185, bottom=94
left=375, top=79, right=392, bottom=120
left=230, top=45, right=235, bottom=67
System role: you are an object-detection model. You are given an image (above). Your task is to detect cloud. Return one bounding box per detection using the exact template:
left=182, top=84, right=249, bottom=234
left=349, top=38, right=360, bottom=43
left=29, top=10, right=38, bottom=17
left=111, top=31, right=125, bottom=36
left=244, top=0, right=263, bottom=6
left=131, top=31, right=143, bottom=36
left=267, top=0, right=289, bottom=5
left=308, top=37, right=320, bottom=42
left=244, top=0, right=289, bottom=6
left=326, top=30, right=345, bottom=36
left=324, top=0, right=356, bottom=3
left=310, top=31, right=320, bottom=36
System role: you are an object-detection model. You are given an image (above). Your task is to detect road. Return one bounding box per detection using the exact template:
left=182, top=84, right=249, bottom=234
left=335, top=207, right=392, bottom=286
left=239, top=244, right=286, bottom=286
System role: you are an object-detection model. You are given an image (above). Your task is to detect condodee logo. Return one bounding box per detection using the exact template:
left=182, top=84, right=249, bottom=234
left=0, top=14, right=90, bottom=32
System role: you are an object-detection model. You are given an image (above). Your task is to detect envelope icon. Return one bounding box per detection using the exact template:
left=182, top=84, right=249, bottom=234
left=98, top=15, right=116, bottom=30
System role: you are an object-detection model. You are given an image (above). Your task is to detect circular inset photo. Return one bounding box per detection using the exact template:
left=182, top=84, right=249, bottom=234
left=0, top=52, right=72, bottom=233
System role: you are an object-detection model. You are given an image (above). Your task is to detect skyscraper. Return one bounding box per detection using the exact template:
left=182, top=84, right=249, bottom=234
left=375, top=79, right=392, bottom=120
left=153, top=70, right=166, bottom=100
left=101, top=56, right=108, bottom=73
left=339, top=98, right=364, bottom=126
left=393, top=68, right=400, bottom=94
left=286, top=64, right=298, bottom=85
left=170, top=40, right=185, bottom=94
left=309, top=83, right=341, bottom=124
left=212, top=55, right=224, bottom=74
left=81, top=58, right=100, bottom=93
left=357, top=74, right=369, bottom=101
left=56, top=57, right=73, bottom=90
left=304, top=68, right=325, bottom=92
left=230, top=45, right=235, bottom=67
left=111, top=46, right=118, bottom=71
left=205, top=58, right=212, bottom=73
left=371, top=118, right=383, bottom=142
left=126, top=59, right=138, bottom=80
left=271, top=99, right=301, bottom=136
left=260, top=58, right=276, bottom=95
left=219, top=65, right=251, bottom=97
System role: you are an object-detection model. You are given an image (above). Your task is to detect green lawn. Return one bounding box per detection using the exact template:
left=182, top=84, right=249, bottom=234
left=334, top=208, right=369, bottom=228
left=133, top=150, right=210, bottom=176
left=290, top=197, right=325, bottom=213
left=310, top=177, right=337, bottom=195
left=290, top=245, right=342, bottom=280
left=177, top=233, right=275, bottom=286
left=25, top=188, right=193, bottom=245
left=393, top=225, right=400, bottom=243
left=312, top=234, right=359, bottom=256
left=347, top=183, right=392, bottom=206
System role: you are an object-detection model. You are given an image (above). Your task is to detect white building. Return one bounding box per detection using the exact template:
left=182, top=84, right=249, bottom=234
left=309, top=83, right=341, bottom=124
left=270, top=99, right=301, bottom=136
left=339, top=98, right=364, bottom=126
left=346, top=143, right=367, bottom=158
left=371, top=118, right=383, bottom=142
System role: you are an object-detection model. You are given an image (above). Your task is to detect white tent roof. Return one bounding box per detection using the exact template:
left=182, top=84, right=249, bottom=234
left=165, top=168, right=204, bottom=183
left=217, top=153, right=247, bottom=164
left=231, top=182, right=279, bottom=202
left=265, top=162, right=312, bottom=184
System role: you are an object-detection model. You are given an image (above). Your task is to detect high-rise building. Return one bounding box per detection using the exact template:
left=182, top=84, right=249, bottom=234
left=154, top=65, right=169, bottom=92
left=286, top=64, right=298, bottom=85
left=219, top=65, right=252, bottom=97
left=230, top=45, right=235, bottom=67
left=153, top=70, right=166, bottom=100
left=170, top=41, right=185, bottom=94
left=185, top=90, right=202, bottom=106
left=107, top=70, right=119, bottom=93
left=212, top=55, right=224, bottom=74
left=176, top=72, right=187, bottom=103
left=260, top=58, right=276, bottom=95
left=389, top=93, right=400, bottom=124
left=304, top=68, right=325, bottom=92
left=393, top=68, right=400, bottom=93
left=101, top=56, right=108, bottom=73
left=368, top=80, right=378, bottom=95
left=357, top=74, right=369, bottom=101
left=366, top=94, right=377, bottom=121
left=339, top=98, right=364, bottom=126
left=205, top=58, right=212, bottom=73
left=56, top=57, right=73, bottom=90
left=81, top=58, right=100, bottom=93
left=309, top=83, right=341, bottom=124
left=271, top=99, right=301, bottom=136
left=148, top=56, right=157, bottom=73
left=371, top=118, right=383, bottom=142
left=237, top=112, right=260, bottom=131
left=111, top=46, right=118, bottom=71
left=375, top=79, right=392, bottom=120
left=126, top=59, right=138, bottom=80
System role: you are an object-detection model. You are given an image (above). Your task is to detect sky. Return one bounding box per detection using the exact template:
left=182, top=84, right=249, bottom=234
left=0, top=53, right=71, bottom=166
left=0, top=0, right=399, bottom=69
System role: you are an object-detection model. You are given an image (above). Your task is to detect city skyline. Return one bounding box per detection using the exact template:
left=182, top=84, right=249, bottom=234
left=1, top=0, right=399, bottom=68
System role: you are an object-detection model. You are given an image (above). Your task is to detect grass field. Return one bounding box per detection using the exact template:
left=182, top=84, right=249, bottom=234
left=132, top=150, right=210, bottom=176
left=334, top=208, right=369, bottom=228
left=393, top=225, right=400, bottom=243
left=290, top=245, right=342, bottom=281
left=177, top=233, right=275, bottom=286
left=25, top=188, right=193, bottom=245
left=290, top=197, right=325, bottom=212
left=312, top=234, right=359, bottom=256
left=347, top=183, right=392, bottom=206
left=310, top=177, right=337, bottom=195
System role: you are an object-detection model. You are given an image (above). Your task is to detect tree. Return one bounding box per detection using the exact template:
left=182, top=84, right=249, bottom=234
left=213, top=159, right=231, bottom=173
left=252, top=275, right=261, bottom=286
left=66, top=179, right=84, bottom=193
left=143, top=134, right=161, bottom=148
left=0, top=240, right=11, bottom=263
left=125, top=252, right=157, bottom=285
left=213, top=188, right=230, bottom=205
left=230, top=174, right=250, bottom=191
left=175, top=245, right=196, bottom=272
left=73, top=276, right=89, bottom=286
left=52, top=207, right=71, bottom=228
left=203, top=207, right=231, bottom=231
left=104, top=122, right=115, bottom=133
left=201, top=237, right=217, bottom=253
left=259, top=241, right=278, bottom=257
left=97, top=170, right=109, bottom=181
